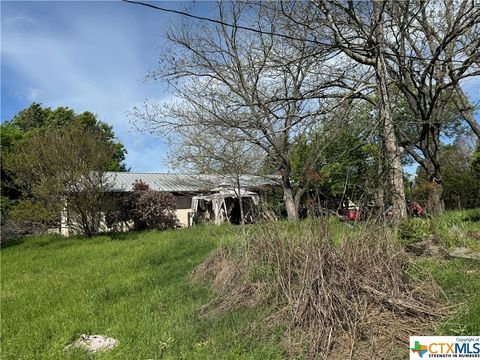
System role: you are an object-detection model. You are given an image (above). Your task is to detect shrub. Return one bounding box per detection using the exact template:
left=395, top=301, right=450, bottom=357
left=132, top=190, right=178, bottom=230
left=107, top=180, right=178, bottom=232
left=104, top=210, right=124, bottom=232
left=9, top=199, right=54, bottom=224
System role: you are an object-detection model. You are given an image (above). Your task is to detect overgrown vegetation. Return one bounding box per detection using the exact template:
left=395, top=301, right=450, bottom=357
left=106, top=180, right=179, bottom=231
left=412, top=140, right=480, bottom=211
left=130, top=0, right=480, bottom=221
left=1, top=210, right=479, bottom=359
left=194, top=221, right=449, bottom=359
left=1, top=103, right=127, bottom=238
left=397, top=209, right=480, bottom=250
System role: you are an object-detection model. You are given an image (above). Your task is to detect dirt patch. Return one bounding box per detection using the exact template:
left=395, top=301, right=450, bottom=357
left=468, top=231, right=480, bottom=240
left=405, top=237, right=448, bottom=258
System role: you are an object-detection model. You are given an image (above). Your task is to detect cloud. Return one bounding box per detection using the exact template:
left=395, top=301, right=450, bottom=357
left=3, top=1, right=477, bottom=175
left=26, top=88, right=43, bottom=101
left=1, top=1, right=172, bottom=172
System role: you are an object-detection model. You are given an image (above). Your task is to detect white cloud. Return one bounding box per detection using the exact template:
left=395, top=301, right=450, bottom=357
left=1, top=2, right=172, bottom=172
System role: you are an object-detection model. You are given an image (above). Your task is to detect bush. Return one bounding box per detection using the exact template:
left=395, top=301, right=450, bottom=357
left=106, top=180, right=179, bottom=232
left=104, top=210, right=124, bottom=232
left=132, top=190, right=178, bottom=230
left=8, top=199, right=54, bottom=224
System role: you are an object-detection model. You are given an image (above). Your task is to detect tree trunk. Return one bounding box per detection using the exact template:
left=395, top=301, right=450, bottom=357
left=283, top=187, right=298, bottom=220
left=294, top=187, right=304, bottom=217
left=373, top=1, right=407, bottom=221
left=426, top=181, right=444, bottom=215
left=236, top=178, right=245, bottom=225
left=374, top=143, right=385, bottom=213
left=282, top=173, right=299, bottom=220
left=239, top=197, right=245, bottom=225
left=424, top=156, right=445, bottom=216
left=420, top=123, right=445, bottom=215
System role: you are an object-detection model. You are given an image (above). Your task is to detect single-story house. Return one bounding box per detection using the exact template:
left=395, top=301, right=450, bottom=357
left=60, top=172, right=280, bottom=236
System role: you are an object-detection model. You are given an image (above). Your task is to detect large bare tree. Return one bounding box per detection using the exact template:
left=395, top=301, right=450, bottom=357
left=312, top=0, right=408, bottom=219
left=127, top=0, right=479, bottom=219
left=383, top=0, right=480, bottom=214
left=131, top=2, right=353, bottom=219
left=286, top=0, right=479, bottom=217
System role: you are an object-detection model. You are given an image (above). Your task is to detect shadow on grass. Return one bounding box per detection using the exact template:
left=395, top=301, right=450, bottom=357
left=461, top=208, right=480, bottom=223
left=0, top=237, right=26, bottom=249
left=106, top=231, right=140, bottom=241
left=463, top=214, right=480, bottom=223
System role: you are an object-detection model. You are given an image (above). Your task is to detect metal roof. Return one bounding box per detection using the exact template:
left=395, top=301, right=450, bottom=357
left=104, top=172, right=280, bottom=193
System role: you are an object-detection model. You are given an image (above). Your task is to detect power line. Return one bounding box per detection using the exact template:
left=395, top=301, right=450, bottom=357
left=123, top=0, right=478, bottom=65
left=122, top=0, right=326, bottom=45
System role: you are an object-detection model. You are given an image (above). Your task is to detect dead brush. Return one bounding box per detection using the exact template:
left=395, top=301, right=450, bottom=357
left=193, top=220, right=448, bottom=359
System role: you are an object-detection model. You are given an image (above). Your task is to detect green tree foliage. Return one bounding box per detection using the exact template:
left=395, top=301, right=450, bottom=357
left=289, top=120, right=381, bottom=208
left=5, top=123, right=117, bottom=236
left=1, top=103, right=127, bottom=217
left=472, top=142, right=480, bottom=175
left=413, top=139, right=480, bottom=210
left=1, top=103, right=126, bottom=170
left=442, top=140, right=480, bottom=210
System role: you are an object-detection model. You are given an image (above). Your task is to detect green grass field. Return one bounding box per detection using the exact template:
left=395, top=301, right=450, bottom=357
left=1, top=211, right=479, bottom=359
left=0, top=226, right=282, bottom=359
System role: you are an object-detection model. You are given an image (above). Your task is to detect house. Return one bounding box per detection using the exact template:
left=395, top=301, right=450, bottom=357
left=60, top=172, right=280, bottom=236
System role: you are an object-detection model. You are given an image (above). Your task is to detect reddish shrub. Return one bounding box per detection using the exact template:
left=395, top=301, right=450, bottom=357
left=106, top=180, right=178, bottom=231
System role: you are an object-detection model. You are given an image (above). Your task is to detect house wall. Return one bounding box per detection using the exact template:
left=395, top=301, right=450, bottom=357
left=175, top=195, right=193, bottom=227
left=61, top=194, right=194, bottom=236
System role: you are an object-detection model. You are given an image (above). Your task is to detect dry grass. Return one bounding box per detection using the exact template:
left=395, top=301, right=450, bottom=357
left=192, top=221, right=449, bottom=359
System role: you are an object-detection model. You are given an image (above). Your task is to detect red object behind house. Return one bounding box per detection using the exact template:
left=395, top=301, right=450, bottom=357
left=347, top=209, right=360, bottom=221
left=408, top=201, right=425, bottom=216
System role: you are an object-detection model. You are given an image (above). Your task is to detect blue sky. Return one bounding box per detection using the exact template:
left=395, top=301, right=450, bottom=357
left=1, top=1, right=211, bottom=172
left=1, top=1, right=479, bottom=174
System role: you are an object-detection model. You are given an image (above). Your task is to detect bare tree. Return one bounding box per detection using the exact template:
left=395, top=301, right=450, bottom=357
left=314, top=0, right=408, bottom=219
left=131, top=2, right=349, bottom=219
left=128, top=0, right=479, bottom=219
left=383, top=0, right=480, bottom=214
left=170, top=126, right=264, bottom=225
left=285, top=0, right=479, bottom=216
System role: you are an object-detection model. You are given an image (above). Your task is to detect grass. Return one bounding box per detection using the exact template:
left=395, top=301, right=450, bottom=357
left=397, top=208, right=480, bottom=249
left=1, top=209, right=479, bottom=359
left=395, top=209, right=480, bottom=335
left=432, top=208, right=480, bottom=249
left=418, top=257, right=480, bottom=336
left=0, top=225, right=283, bottom=359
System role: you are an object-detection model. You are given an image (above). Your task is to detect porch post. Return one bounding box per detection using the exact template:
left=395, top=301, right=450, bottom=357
left=60, top=198, right=69, bottom=237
